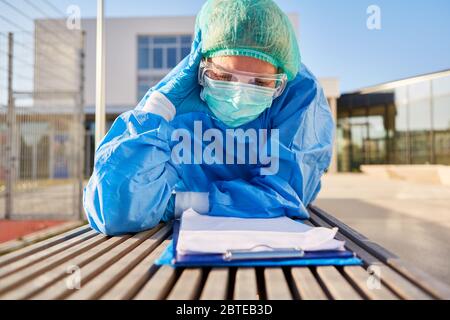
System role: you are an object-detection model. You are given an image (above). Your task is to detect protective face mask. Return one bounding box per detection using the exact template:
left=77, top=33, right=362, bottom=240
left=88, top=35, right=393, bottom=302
left=200, top=77, right=276, bottom=128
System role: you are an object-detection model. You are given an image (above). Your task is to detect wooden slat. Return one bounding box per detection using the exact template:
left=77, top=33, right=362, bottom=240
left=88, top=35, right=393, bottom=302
left=310, top=206, right=399, bottom=262
left=0, top=205, right=442, bottom=301
left=0, top=230, right=97, bottom=279
left=387, top=259, right=450, bottom=300
left=200, top=268, right=229, bottom=300
left=0, top=233, right=105, bottom=297
left=0, top=225, right=91, bottom=269
left=0, top=222, right=86, bottom=256
left=343, top=266, right=398, bottom=300
left=311, top=211, right=430, bottom=299
left=303, top=218, right=389, bottom=300
left=0, top=235, right=129, bottom=300
left=291, top=267, right=327, bottom=300
left=264, top=268, right=292, bottom=300
left=309, top=213, right=379, bottom=266
left=166, top=269, right=203, bottom=300
left=67, top=225, right=172, bottom=300
left=234, top=268, right=258, bottom=300
left=377, top=265, right=431, bottom=300
left=134, top=266, right=178, bottom=300
left=309, top=211, right=433, bottom=300
left=31, top=226, right=163, bottom=300
left=101, top=240, right=171, bottom=300
left=316, top=267, right=362, bottom=300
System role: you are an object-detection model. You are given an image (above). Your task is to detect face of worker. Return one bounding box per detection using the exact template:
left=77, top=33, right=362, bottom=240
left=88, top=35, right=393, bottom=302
left=211, top=56, right=278, bottom=75
left=201, top=55, right=280, bottom=128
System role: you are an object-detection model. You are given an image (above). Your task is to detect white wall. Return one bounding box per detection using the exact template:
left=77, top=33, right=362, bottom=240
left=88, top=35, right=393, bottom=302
left=82, top=16, right=197, bottom=113
left=34, top=20, right=83, bottom=109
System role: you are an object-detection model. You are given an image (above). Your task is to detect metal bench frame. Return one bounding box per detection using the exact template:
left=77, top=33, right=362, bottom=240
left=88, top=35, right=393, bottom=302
left=0, top=206, right=449, bottom=300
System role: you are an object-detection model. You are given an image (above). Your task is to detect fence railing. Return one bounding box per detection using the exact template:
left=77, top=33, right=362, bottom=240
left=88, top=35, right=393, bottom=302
left=0, top=0, right=85, bottom=220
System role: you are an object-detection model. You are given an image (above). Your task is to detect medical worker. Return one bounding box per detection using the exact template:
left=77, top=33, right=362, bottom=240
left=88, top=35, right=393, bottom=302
left=84, top=0, right=334, bottom=235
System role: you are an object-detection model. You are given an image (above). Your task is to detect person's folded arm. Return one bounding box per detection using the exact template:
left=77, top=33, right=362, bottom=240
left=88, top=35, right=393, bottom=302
left=83, top=94, right=179, bottom=236
left=84, top=31, right=203, bottom=236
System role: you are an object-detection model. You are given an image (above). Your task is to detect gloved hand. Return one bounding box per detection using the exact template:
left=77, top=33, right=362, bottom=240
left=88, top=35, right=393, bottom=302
left=157, top=29, right=203, bottom=109
left=161, top=193, right=176, bottom=223
left=138, top=30, right=208, bottom=119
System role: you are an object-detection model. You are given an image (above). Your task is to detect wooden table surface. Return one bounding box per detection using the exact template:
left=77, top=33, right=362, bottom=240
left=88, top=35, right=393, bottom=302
left=0, top=206, right=449, bottom=300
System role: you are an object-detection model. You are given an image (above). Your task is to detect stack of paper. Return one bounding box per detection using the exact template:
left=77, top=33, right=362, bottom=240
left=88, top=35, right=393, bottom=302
left=177, top=209, right=346, bottom=256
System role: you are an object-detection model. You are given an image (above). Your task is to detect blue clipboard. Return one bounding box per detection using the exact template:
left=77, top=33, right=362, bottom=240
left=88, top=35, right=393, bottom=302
left=155, top=220, right=363, bottom=268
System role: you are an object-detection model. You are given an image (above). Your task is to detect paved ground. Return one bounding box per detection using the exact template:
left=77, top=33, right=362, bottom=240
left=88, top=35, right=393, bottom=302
left=315, top=173, right=450, bottom=285
left=0, top=220, right=67, bottom=243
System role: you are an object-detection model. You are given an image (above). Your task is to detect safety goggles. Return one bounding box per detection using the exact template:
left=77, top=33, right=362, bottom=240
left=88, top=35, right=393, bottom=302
left=198, top=59, right=288, bottom=98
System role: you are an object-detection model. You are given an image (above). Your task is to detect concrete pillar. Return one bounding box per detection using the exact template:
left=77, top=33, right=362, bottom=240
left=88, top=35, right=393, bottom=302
left=49, top=126, right=55, bottom=179
left=328, top=97, right=338, bottom=174
left=319, top=78, right=340, bottom=174
left=32, top=143, right=37, bottom=180
left=95, top=0, right=106, bottom=149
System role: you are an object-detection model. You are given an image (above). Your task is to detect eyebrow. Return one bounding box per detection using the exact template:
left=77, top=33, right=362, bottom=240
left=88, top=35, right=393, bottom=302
left=206, top=59, right=280, bottom=76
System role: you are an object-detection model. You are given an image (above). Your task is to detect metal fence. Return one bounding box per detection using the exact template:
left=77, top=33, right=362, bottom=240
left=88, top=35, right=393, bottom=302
left=0, top=0, right=85, bottom=220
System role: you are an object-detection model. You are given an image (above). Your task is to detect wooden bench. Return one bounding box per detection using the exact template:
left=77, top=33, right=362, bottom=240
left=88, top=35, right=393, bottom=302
left=0, top=206, right=449, bottom=300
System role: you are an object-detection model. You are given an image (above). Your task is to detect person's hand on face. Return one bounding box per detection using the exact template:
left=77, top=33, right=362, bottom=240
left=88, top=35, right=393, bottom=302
left=156, top=29, right=203, bottom=109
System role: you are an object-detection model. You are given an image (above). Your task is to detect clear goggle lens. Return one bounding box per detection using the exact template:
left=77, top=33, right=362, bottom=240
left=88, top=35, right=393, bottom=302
left=198, top=60, right=287, bottom=98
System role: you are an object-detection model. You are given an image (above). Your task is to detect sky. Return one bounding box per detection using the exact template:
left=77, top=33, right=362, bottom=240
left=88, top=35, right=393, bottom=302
left=2, top=0, right=450, bottom=93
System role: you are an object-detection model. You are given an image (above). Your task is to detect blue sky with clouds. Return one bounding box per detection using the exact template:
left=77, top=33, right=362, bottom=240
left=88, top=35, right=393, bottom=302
left=2, top=0, right=450, bottom=92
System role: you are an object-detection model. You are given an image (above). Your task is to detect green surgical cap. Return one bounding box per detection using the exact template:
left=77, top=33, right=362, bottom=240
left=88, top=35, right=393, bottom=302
left=196, top=0, right=301, bottom=81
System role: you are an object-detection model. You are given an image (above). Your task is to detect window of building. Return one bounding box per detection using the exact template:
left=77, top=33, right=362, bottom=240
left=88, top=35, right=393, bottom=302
left=338, top=73, right=450, bottom=171
left=432, top=76, right=450, bottom=165
left=137, top=35, right=193, bottom=102
left=137, top=35, right=192, bottom=71
left=404, top=82, right=432, bottom=164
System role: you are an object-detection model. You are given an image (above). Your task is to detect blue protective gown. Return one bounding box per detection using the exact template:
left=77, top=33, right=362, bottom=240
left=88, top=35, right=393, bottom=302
left=83, top=64, right=334, bottom=235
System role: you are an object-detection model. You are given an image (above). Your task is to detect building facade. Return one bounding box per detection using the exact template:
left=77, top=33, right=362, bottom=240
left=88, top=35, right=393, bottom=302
left=337, top=70, right=450, bottom=172
left=35, top=15, right=340, bottom=177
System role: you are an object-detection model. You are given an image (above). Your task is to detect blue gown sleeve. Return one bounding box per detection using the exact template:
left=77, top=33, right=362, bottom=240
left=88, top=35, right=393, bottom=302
left=83, top=110, right=180, bottom=235
left=208, top=67, right=334, bottom=220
